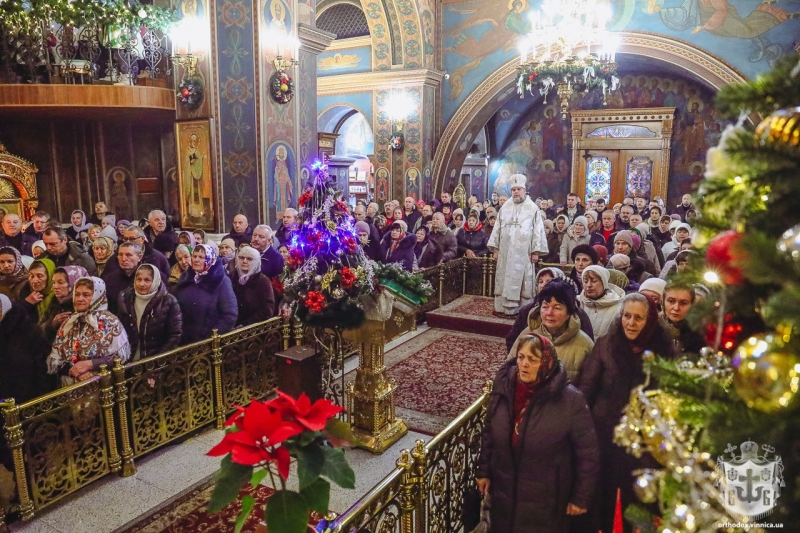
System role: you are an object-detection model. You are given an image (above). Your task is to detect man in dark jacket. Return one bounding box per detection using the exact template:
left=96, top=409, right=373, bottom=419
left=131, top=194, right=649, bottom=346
left=0, top=213, right=37, bottom=257
left=23, top=211, right=50, bottom=240
left=143, top=210, right=177, bottom=251
left=102, top=242, right=143, bottom=314
left=428, top=213, right=458, bottom=262
left=274, top=209, right=298, bottom=246
left=673, top=194, right=693, bottom=221
left=251, top=224, right=285, bottom=279
left=476, top=337, right=599, bottom=533
left=401, top=197, right=422, bottom=232
left=42, top=227, right=97, bottom=274
left=437, top=191, right=457, bottom=214
left=564, top=192, right=585, bottom=224
left=223, top=214, right=254, bottom=248
left=103, top=225, right=170, bottom=281
left=616, top=204, right=634, bottom=230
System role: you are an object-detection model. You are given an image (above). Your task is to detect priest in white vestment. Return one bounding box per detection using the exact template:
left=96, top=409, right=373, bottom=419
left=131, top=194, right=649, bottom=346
left=487, top=174, right=548, bottom=315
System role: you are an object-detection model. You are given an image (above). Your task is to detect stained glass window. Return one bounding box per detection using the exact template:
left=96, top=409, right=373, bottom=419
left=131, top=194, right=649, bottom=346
left=585, top=157, right=611, bottom=204
left=626, top=157, right=653, bottom=199
left=587, top=125, right=656, bottom=138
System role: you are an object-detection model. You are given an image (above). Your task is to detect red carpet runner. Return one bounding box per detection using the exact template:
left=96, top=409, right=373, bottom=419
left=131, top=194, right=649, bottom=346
left=425, top=295, right=515, bottom=338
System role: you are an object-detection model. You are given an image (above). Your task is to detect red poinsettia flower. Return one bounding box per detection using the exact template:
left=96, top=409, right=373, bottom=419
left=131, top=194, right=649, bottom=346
left=208, top=400, right=304, bottom=468
left=304, top=291, right=326, bottom=313
left=268, top=391, right=344, bottom=432
left=339, top=267, right=356, bottom=289
left=528, top=72, right=538, bottom=82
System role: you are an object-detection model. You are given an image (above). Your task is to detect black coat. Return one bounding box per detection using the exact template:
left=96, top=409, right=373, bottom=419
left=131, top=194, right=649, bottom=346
left=101, top=266, right=136, bottom=315
left=455, top=226, right=490, bottom=257
left=43, top=241, right=97, bottom=275
left=0, top=304, right=53, bottom=403
left=477, top=360, right=600, bottom=533
left=174, top=261, right=238, bottom=344
left=117, top=284, right=183, bottom=359
left=231, top=272, right=275, bottom=327
left=575, top=321, right=676, bottom=533
left=223, top=225, right=254, bottom=248
left=259, top=246, right=285, bottom=279
left=380, top=234, right=417, bottom=271
left=415, top=238, right=443, bottom=269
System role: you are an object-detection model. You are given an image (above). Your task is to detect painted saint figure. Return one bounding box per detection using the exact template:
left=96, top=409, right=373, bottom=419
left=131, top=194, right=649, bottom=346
left=273, top=145, right=292, bottom=216
left=186, top=132, right=210, bottom=218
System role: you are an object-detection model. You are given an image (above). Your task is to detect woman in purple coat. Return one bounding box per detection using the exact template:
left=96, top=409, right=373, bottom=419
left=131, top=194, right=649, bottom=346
left=379, top=222, right=417, bottom=271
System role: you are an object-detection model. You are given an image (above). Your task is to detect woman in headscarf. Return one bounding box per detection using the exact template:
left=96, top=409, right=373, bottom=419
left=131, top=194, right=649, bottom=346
left=31, top=240, right=46, bottom=259
left=101, top=214, right=116, bottom=230
left=413, top=226, right=443, bottom=269
left=66, top=210, right=91, bottom=242
left=476, top=332, right=599, bottom=533
left=47, top=277, right=131, bottom=386
left=117, top=264, right=183, bottom=360
left=177, top=230, right=197, bottom=253
left=449, top=208, right=465, bottom=231
left=380, top=221, right=417, bottom=271
left=169, top=244, right=192, bottom=288
left=576, top=293, right=675, bottom=533
left=43, top=265, right=89, bottom=340
left=192, top=229, right=206, bottom=245
left=230, top=245, right=275, bottom=326
left=174, top=243, right=238, bottom=344
left=577, top=265, right=624, bottom=339
left=0, top=294, right=52, bottom=403
left=0, top=246, right=29, bottom=300
left=91, top=236, right=116, bottom=277
left=86, top=225, right=103, bottom=251
left=541, top=219, right=560, bottom=263
left=455, top=211, right=489, bottom=258
left=18, top=258, right=56, bottom=324
left=218, top=238, right=237, bottom=267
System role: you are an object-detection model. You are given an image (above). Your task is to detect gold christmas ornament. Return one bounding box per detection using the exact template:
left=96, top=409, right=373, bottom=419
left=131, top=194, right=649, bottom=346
left=633, top=469, right=661, bottom=504
left=732, top=334, right=800, bottom=412
left=755, top=106, right=800, bottom=147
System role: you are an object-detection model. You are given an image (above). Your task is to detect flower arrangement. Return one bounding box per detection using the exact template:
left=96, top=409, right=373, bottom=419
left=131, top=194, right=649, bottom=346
left=282, top=161, right=375, bottom=329
left=178, top=77, right=204, bottom=110
left=207, top=391, right=356, bottom=533
left=516, top=61, right=617, bottom=100
left=389, top=133, right=404, bottom=150
left=270, top=70, right=294, bottom=104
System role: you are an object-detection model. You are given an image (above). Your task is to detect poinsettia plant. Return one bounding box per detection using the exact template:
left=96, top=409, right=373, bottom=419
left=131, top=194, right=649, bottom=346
left=207, top=391, right=357, bottom=533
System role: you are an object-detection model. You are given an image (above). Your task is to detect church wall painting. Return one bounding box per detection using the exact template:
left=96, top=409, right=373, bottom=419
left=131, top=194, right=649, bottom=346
left=317, top=47, right=372, bottom=76
left=442, top=0, right=800, bottom=124
left=268, top=142, right=295, bottom=218
left=488, top=73, right=731, bottom=208
left=176, top=120, right=216, bottom=230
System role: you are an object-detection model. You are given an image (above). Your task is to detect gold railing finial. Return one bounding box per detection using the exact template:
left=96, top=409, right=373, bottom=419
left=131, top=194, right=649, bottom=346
left=482, top=380, right=493, bottom=395
left=0, top=398, right=15, bottom=409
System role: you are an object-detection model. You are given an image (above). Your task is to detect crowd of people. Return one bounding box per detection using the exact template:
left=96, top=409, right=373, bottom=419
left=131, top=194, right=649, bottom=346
left=0, top=185, right=705, bottom=532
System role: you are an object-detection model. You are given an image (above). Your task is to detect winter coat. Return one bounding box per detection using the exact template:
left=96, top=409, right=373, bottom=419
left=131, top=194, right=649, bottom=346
left=43, top=241, right=97, bottom=275
left=577, top=285, right=624, bottom=339
left=379, top=233, right=417, bottom=271
left=231, top=272, right=276, bottom=326
left=660, top=316, right=705, bottom=355
left=144, top=224, right=177, bottom=251
left=0, top=270, right=28, bottom=301
left=575, top=321, right=675, bottom=533
left=507, top=300, right=594, bottom=351
left=456, top=226, right=490, bottom=257
left=259, top=246, right=285, bottom=279
left=415, top=237, right=444, bottom=269
left=174, top=261, right=238, bottom=344
left=477, top=359, right=599, bottom=533
left=0, top=303, right=53, bottom=403
left=559, top=227, right=591, bottom=264
left=673, top=203, right=693, bottom=221
left=101, top=266, right=136, bottom=315
left=223, top=225, right=254, bottom=248
left=428, top=227, right=458, bottom=262
left=274, top=223, right=294, bottom=246
left=403, top=209, right=422, bottom=232
left=0, top=231, right=37, bottom=257
left=511, top=307, right=595, bottom=382
left=543, top=231, right=563, bottom=263
left=117, top=284, right=183, bottom=359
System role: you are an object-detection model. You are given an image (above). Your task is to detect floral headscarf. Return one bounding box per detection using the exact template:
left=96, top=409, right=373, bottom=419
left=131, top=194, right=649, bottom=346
left=193, top=244, right=217, bottom=283
left=48, top=276, right=130, bottom=374
left=235, top=245, right=262, bottom=285
left=70, top=210, right=91, bottom=233
left=30, top=258, right=56, bottom=320
left=54, top=265, right=89, bottom=304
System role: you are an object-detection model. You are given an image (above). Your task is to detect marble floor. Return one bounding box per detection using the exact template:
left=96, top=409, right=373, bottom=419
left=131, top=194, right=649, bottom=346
left=7, top=326, right=432, bottom=533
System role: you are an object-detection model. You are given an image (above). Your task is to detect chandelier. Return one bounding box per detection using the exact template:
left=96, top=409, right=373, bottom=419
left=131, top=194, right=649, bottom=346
left=517, top=0, right=619, bottom=118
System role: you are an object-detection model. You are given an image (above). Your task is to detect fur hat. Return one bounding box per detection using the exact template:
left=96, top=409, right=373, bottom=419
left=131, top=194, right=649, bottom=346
left=571, top=244, right=599, bottom=264
left=509, top=174, right=527, bottom=189
left=614, top=230, right=634, bottom=249
left=543, top=219, right=554, bottom=232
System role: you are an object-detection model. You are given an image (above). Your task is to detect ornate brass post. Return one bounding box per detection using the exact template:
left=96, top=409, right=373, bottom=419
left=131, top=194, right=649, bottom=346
left=343, top=320, right=407, bottom=453
left=292, top=316, right=305, bottom=346
left=488, top=255, right=496, bottom=295
left=411, top=440, right=428, bottom=532
left=438, top=267, right=445, bottom=307
left=282, top=318, right=292, bottom=350
left=397, top=449, right=415, bottom=533
left=211, top=329, right=225, bottom=430
left=481, top=256, right=488, bottom=296
left=461, top=257, right=467, bottom=295
left=98, top=365, right=121, bottom=473
left=112, top=359, right=136, bottom=476
left=1, top=399, right=34, bottom=519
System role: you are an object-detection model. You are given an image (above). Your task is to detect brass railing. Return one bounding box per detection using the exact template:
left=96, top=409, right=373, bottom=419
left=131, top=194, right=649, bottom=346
left=418, top=256, right=496, bottom=316
left=331, top=382, right=492, bottom=533
left=1, top=317, right=288, bottom=525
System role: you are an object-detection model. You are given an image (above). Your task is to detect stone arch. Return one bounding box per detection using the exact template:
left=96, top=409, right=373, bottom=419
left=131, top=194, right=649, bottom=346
left=431, top=31, right=748, bottom=197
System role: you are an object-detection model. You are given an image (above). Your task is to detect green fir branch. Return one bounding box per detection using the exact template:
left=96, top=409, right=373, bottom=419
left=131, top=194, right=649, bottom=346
left=715, top=56, right=800, bottom=117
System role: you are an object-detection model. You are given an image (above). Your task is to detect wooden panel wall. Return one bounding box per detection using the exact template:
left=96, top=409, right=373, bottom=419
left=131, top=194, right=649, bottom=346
left=0, top=120, right=176, bottom=223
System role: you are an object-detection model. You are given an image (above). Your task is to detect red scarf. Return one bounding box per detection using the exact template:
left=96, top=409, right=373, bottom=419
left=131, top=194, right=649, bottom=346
left=389, top=231, right=406, bottom=254
left=464, top=221, right=483, bottom=232
left=512, top=334, right=555, bottom=446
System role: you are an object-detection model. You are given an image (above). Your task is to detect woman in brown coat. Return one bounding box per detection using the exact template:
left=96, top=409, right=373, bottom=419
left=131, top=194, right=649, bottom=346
left=230, top=245, right=275, bottom=326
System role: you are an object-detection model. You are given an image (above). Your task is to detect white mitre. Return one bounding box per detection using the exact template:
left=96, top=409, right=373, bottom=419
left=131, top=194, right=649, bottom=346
left=509, top=174, right=527, bottom=189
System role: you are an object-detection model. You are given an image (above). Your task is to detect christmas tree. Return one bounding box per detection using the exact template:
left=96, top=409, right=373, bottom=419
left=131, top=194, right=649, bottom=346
left=616, top=57, right=800, bottom=532
left=283, top=161, right=375, bottom=329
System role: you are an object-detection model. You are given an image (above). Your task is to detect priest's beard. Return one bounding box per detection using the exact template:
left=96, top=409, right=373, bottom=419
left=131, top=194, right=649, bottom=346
left=513, top=197, right=525, bottom=204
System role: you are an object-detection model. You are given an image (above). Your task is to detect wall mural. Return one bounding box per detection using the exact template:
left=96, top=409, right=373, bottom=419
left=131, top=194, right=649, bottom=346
left=317, top=49, right=371, bottom=75
left=268, top=142, right=295, bottom=217
left=488, top=73, right=732, bottom=207
left=442, top=0, right=800, bottom=123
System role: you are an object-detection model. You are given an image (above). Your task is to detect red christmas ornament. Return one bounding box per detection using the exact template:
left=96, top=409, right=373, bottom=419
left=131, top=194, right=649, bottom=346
left=704, top=313, right=745, bottom=355
left=181, top=88, right=190, bottom=98
left=706, top=230, right=745, bottom=285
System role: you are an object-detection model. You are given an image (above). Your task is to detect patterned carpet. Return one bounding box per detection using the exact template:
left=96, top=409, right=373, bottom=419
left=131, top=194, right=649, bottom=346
left=365, top=328, right=509, bottom=435
left=116, top=475, right=324, bottom=533
left=425, top=295, right=514, bottom=338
